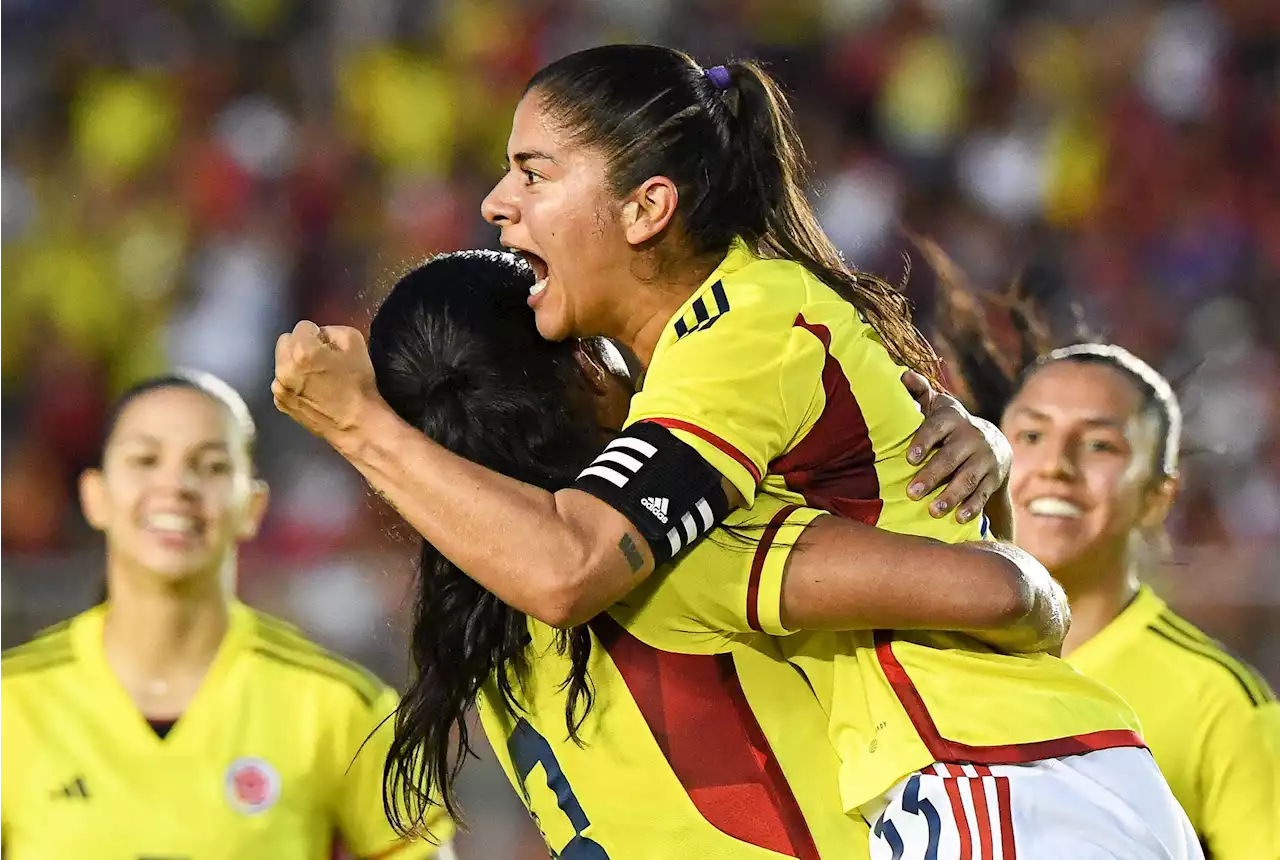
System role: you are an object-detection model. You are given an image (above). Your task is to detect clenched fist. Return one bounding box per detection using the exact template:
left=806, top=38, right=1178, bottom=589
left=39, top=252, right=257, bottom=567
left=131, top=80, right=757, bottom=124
left=272, top=321, right=380, bottom=445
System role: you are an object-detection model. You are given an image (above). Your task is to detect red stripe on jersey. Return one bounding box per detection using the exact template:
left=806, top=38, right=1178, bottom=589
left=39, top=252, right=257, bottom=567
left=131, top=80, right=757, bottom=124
left=771, top=317, right=883, bottom=525
left=593, top=616, right=820, bottom=860
left=941, top=765, right=973, bottom=860
left=994, top=774, right=1017, bottom=859
left=970, top=766, right=994, bottom=860
left=873, top=632, right=1146, bottom=764
left=642, top=418, right=762, bottom=484
left=745, top=503, right=801, bottom=632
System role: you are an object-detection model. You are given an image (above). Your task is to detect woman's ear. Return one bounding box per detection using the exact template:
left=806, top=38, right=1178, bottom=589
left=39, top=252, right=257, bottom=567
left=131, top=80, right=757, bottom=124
left=1139, top=475, right=1179, bottom=532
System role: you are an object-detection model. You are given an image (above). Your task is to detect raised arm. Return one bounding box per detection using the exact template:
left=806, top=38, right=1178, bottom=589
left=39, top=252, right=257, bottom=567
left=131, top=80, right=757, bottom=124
left=273, top=322, right=1010, bottom=629
left=273, top=322, right=703, bottom=627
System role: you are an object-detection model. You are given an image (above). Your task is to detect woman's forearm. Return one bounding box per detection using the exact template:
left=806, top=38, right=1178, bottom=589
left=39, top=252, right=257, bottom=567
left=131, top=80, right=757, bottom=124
left=958, top=541, right=1069, bottom=655
left=779, top=516, right=1067, bottom=653
left=337, top=402, right=652, bottom=627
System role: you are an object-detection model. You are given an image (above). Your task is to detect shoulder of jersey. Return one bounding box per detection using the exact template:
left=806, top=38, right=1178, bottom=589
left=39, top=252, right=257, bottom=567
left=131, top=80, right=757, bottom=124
left=722, top=256, right=825, bottom=306
left=2, top=617, right=77, bottom=681
left=672, top=259, right=821, bottom=342
left=1141, top=608, right=1276, bottom=709
left=245, top=608, right=389, bottom=708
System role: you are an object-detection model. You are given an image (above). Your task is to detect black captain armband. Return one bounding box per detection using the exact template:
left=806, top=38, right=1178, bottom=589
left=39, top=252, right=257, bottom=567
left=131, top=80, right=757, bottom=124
left=571, top=421, right=732, bottom=566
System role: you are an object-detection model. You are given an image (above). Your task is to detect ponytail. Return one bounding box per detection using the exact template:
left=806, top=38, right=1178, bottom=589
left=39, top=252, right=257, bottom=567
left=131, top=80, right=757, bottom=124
left=722, top=62, right=941, bottom=381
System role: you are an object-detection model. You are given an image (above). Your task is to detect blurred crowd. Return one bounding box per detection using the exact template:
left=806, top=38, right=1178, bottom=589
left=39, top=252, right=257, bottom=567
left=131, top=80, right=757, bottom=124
left=3, top=0, right=1278, bottom=852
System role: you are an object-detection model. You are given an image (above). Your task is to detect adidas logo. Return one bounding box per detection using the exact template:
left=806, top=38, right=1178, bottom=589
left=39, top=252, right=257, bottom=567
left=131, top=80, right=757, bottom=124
left=641, top=496, right=669, bottom=523
left=52, top=776, right=90, bottom=800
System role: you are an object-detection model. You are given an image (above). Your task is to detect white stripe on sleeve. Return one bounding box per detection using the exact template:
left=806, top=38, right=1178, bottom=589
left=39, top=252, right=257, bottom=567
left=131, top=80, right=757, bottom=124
left=577, top=464, right=630, bottom=487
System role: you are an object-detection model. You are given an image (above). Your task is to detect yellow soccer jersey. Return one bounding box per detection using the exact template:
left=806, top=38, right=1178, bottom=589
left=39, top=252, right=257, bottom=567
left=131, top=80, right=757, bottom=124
left=1068, top=585, right=1280, bottom=860
left=476, top=495, right=867, bottom=860
left=1, top=602, right=450, bottom=860
left=626, top=238, right=982, bottom=546
left=624, top=240, right=1144, bottom=814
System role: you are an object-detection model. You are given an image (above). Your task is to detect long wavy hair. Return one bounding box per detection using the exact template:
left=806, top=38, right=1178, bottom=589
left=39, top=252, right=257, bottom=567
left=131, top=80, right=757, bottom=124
left=369, top=251, right=600, bottom=836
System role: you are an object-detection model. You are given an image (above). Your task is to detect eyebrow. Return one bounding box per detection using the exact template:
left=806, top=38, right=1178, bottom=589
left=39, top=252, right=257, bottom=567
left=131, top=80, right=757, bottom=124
left=1007, top=406, right=1128, bottom=431
left=512, top=150, right=557, bottom=167
left=115, top=435, right=232, bottom=452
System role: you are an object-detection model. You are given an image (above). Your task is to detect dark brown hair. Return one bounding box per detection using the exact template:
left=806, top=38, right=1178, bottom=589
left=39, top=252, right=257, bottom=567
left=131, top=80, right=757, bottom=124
left=370, top=251, right=597, bottom=838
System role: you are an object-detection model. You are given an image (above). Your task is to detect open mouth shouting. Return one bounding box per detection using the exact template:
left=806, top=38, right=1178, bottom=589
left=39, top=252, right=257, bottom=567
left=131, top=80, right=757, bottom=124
left=507, top=246, right=549, bottom=307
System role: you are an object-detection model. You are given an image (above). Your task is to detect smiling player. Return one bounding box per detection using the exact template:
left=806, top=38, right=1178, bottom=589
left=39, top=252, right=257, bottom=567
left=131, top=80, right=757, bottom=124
left=1, top=371, right=453, bottom=860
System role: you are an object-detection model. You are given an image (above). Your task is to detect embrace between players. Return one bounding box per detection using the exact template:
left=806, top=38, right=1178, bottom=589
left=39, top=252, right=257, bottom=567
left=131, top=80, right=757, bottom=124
left=270, top=46, right=1274, bottom=860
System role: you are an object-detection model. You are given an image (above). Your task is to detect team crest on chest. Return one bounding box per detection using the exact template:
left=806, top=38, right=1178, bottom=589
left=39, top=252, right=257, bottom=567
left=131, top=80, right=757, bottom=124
left=224, top=757, right=281, bottom=815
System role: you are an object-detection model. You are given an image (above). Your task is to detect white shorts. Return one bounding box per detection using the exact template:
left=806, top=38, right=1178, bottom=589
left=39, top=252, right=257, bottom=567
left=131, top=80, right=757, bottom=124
left=863, top=747, right=1202, bottom=860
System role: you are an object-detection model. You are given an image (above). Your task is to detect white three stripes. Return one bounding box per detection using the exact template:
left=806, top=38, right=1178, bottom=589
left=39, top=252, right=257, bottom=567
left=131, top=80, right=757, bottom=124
left=577, top=436, right=659, bottom=488
left=665, top=498, right=715, bottom=558
left=577, top=436, right=715, bottom=558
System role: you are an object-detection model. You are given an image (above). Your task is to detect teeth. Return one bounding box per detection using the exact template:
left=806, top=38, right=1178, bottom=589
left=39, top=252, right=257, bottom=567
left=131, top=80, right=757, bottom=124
left=530, top=278, right=548, bottom=297
left=146, top=513, right=198, bottom=533
left=1027, top=498, right=1083, bottom=518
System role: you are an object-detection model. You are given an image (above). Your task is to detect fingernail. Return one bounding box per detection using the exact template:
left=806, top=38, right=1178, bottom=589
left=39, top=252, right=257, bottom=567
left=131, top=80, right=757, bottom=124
left=932, top=499, right=949, bottom=514
left=908, top=446, right=923, bottom=463
left=908, top=482, right=924, bottom=499
left=957, top=509, right=973, bottom=523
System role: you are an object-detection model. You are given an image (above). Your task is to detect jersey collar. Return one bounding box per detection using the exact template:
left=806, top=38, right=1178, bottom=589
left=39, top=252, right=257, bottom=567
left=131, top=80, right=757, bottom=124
left=1067, top=584, right=1167, bottom=667
left=72, top=599, right=253, bottom=747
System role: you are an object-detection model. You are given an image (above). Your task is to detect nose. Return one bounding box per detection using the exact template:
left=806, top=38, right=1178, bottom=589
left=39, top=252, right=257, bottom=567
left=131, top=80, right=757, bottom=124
left=154, top=460, right=202, bottom=498
left=1037, top=434, right=1080, bottom=482
left=481, top=174, right=518, bottom=226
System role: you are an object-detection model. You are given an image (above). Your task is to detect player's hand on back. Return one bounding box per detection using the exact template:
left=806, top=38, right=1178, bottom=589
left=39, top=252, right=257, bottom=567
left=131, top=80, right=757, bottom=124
left=273, top=321, right=382, bottom=448
left=901, top=370, right=1012, bottom=526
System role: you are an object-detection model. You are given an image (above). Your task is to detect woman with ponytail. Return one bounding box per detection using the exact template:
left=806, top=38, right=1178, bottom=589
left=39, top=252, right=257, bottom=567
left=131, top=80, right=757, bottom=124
left=364, top=251, right=1207, bottom=860
left=921, top=240, right=1279, bottom=860
left=277, top=47, right=1195, bottom=859
left=277, top=43, right=1007, bottom=648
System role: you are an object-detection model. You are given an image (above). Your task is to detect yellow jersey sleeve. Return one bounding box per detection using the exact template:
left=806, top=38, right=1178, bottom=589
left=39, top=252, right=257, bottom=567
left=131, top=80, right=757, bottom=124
left=613, top=496, right=826, bottom=649
left=729, top=502, right=826, bottom=637
left=334, top=685, right=452, bottom=858
left=1197, top=696, right=1280, bottom=859
left=625, top=278, right=826, bottom=506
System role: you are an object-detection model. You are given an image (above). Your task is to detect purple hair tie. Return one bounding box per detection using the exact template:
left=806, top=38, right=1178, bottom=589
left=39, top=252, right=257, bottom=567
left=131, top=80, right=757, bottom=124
left=704, top=65, right=731, bottom=91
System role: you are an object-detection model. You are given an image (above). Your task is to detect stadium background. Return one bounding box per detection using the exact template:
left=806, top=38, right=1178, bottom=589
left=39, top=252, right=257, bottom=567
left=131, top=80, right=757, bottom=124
left=2, top=0, right=1277, bottom=856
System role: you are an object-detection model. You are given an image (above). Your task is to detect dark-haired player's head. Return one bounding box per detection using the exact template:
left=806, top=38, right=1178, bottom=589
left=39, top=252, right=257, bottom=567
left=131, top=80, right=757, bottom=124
left=80, top=371, right=267, bottom=598
left=923, top=240, right=1181, bottom=588
left=370, top=250, right=632, bottom=837
left=481, top=44, right=938, bottom=380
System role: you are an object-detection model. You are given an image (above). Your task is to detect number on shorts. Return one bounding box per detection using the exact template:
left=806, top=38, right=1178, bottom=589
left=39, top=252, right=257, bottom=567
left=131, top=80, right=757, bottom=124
left=873, top=774, right=942, bottom=860
left=507, top=718, right=610, bottom=860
